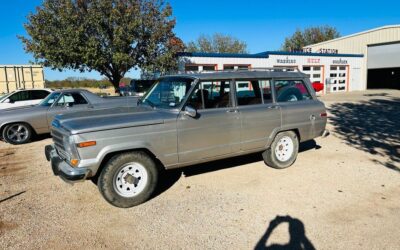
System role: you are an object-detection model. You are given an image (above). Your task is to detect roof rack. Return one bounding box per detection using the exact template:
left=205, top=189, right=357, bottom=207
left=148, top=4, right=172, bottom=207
left=178, top=67, right=300, bottom=74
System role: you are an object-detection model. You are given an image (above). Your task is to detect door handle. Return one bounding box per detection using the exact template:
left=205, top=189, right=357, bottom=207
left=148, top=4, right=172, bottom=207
left=226, top=109, right=238, bottom=113
left=267, top=106, right=279, bottom=109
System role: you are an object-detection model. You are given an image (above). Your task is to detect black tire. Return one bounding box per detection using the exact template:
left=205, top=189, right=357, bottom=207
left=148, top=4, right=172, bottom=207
left=262, top=131, right=299, bottom=169
left=2, top=123, right=33, bottom=145
left=97, top=151, right=159, bottom=208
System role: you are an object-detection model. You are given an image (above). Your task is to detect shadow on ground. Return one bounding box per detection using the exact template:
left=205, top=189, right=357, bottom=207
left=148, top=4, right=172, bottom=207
left=255, top=215, right=315, bottom=250
left=328, top=97, right=400, bottom=172
left=152, top=140, right=320, bottom=199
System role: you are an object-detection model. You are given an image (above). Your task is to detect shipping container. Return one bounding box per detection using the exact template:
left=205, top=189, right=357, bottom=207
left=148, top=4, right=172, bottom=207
left=0, top=65, right=45, bottom=94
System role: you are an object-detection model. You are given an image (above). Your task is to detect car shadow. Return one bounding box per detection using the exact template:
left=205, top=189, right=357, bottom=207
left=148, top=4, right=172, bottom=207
left=254, top=215, right=315, bottom=250
left=34, top=133, right=52, bottom=142
left=152, top=140, right=320, bottom=199
left=328, top=97, right=400, bottom=172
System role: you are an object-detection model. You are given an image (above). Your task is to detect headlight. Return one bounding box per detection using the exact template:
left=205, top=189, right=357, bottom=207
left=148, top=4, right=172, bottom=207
left=63, top=136, right=80, bottom=167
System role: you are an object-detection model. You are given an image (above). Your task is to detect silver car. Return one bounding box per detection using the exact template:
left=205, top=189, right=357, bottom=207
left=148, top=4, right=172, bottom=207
left=0, top=89, right=137, bottom=144
left=45, top=70, right=328, bottom=207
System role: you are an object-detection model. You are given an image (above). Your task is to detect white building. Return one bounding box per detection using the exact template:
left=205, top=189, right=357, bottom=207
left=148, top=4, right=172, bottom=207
left=305, top=25, right=400, bottom=90
left=178, top=25, right=400, bottom=93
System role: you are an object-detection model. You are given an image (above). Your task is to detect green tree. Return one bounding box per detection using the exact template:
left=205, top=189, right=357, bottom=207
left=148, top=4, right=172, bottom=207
left=282, top=26, right=340, bottom=51
left=186, top=33, right=248, bottom=53
left=19, top=0, right=182, bottom=90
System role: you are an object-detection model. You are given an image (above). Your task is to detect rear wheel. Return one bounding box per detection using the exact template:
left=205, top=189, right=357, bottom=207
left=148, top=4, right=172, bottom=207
left=97, top=152, right=158, bottom=208
left=2, top=123, right=33, bottom=145
left=263, top=131, right=299, bottom=169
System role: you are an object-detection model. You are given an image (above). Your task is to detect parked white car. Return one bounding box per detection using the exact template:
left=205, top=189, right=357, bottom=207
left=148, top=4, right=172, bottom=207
left=0, top=89, right=53, bottom=109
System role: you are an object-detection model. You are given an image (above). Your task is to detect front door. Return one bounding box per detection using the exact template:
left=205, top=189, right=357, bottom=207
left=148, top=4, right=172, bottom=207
left=46, top=92, right=90, bottom=128
left=177, top=80, right=241, bottom=164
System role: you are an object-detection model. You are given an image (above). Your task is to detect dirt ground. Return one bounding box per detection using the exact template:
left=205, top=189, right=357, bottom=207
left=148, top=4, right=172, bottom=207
left=1, top=90, right=399, bottom=249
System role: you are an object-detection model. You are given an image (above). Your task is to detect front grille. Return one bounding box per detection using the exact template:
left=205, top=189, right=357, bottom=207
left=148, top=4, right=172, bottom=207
left=51, top=129, right=69, bottom=159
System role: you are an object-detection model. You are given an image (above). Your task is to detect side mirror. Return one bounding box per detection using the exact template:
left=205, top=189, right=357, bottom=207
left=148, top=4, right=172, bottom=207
left=3, top=98, right=11, bottom=103
left=183, top=105, right=197, bottom=118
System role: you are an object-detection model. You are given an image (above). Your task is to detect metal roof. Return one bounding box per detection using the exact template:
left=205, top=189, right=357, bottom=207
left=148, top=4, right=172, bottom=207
left=178, top=50, right=363, bottom=58
left=304, top=25, right=400, bottom=48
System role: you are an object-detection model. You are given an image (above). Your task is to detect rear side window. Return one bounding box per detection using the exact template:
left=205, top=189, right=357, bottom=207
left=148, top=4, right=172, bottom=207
left=235, top=79, right=272, bottom=106
left=274, top=80, right=312, bottom=102
left=31, top=90, right=50, bottom=100
left=56, top=93, right=88, bottom=106
left=235, top=80, right=262, bottom=106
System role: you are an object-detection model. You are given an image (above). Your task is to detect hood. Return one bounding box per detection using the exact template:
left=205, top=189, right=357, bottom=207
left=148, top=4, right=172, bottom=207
left=55, top=106, right=170, bottom=134
left=0, top=104, right=39, bottom=113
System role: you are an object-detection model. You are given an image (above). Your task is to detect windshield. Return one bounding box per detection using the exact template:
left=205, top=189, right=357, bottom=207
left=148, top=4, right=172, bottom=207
left=141, top=77, right=195, bottom=109
left=39, top=92, right=61, bottom=106
left=0, top=92, right=12, bottom=102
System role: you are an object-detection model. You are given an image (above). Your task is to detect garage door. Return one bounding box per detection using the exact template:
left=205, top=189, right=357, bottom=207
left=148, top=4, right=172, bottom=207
left=367, top=43, right=400, bottom=89
left=368, top=43, right=400, bottom=69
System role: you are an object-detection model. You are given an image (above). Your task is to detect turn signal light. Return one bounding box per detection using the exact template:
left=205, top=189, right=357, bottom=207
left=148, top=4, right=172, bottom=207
left=70, top=159, right=79, bottom=167
left=77, top=141, right=97, bottom=148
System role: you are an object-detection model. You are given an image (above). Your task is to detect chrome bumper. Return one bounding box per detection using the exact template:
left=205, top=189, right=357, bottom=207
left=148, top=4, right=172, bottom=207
left=45, top=145, right=90, bottom=183
left=321, top=129, right=330, bottom=138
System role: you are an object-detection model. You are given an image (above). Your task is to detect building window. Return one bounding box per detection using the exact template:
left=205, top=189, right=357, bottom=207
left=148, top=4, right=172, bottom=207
left=223, top=65, right=250, bottom=70
left=185, top=65, right=199, bottom=71
left=202, top=65, right=216, bottom=71
left=303, top=66, right=311, bottom=71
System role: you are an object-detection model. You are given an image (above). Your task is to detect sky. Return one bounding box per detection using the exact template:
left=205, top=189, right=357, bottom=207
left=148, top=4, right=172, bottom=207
left=1, top=0, right=400, bottom=80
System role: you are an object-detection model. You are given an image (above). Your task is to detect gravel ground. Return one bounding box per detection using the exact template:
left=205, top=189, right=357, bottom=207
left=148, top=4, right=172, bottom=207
left=1, top=90, right=399, bottom=249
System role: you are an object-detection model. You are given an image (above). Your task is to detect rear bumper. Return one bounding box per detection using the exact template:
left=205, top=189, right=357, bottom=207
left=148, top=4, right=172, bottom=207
left=45, top=145, right=90, bottom=183
left=321, top=129, right=330, bottom=138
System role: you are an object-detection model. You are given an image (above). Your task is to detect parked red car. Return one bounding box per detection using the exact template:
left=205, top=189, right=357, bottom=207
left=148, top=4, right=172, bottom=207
left=312, top=82, right=324, bottom=92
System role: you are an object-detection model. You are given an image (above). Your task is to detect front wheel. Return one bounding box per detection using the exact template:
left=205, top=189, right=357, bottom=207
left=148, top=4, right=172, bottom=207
left=97, top=151, right=159, bottom=208
left=262, top=131, right=299, bottom=169
left=2, top=123, right=33, bottom=145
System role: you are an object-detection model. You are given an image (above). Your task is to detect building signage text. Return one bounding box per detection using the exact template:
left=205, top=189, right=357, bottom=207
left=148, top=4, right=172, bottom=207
left=332, top=58, right=348, bottom=64
left=307, top=58, right=320, bottom=64
left=317, top=48, right=339, bottom=54
left=277, top=57, right=296, bottom=64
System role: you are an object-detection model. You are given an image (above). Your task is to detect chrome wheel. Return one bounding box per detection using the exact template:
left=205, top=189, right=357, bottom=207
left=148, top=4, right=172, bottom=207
left=113, top=162, right=149, bottom=198
left=6, top=124, right=29, bottom=143
left=274, top=136, right=294, bottom=162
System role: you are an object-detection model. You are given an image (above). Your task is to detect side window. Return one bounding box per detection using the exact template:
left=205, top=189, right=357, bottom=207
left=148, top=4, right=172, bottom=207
left=274, top=80, right=312, bottom=102
left=9, top=91, right=31, bottom=102
left=31, top=90, right=50, bottom=100
left=186, top=80, right=231, bottom=109
left=259, top=80, right=273, bottom=103
left=56, top=93, right=88, bottom=106
left=235, top=80, right=262, bottom=106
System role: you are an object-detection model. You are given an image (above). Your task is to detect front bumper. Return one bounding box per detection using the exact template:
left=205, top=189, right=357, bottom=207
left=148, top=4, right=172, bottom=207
left=45, top=145, right=90, bottom=183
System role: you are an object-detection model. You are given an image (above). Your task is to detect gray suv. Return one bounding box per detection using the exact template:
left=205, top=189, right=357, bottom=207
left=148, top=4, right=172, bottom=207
left=45, top=69, right=328, bottom=208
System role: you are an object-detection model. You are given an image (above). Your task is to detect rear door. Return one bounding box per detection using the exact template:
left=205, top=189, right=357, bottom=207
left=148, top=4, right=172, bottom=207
left=235, top=79, right=281, bottom=151
left=177, top=80, right=241, bottom=163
